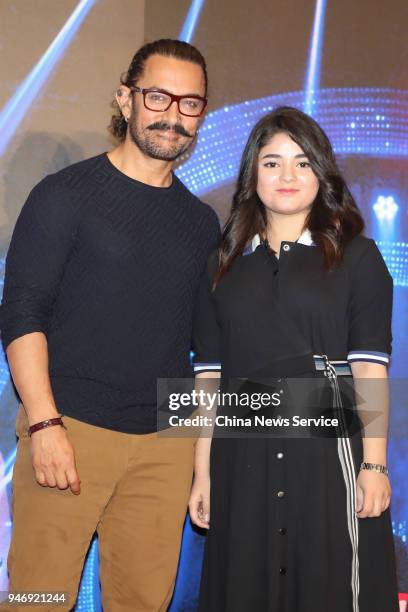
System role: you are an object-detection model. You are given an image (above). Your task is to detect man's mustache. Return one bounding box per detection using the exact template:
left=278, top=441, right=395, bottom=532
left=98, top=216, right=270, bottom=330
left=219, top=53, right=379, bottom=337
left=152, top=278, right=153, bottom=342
left=147, top=121, right=194, bottom=138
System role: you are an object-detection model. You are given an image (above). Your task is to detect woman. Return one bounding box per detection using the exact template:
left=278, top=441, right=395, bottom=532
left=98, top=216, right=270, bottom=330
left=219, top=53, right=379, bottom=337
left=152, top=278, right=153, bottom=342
left=189, top=106, right=399, bottom=612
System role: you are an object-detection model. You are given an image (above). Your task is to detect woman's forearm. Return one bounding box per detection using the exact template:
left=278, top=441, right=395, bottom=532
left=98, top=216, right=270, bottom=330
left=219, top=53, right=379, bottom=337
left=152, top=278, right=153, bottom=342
left=193, top=371, right=220, bottom=478
left=194, top=436, right=212, bottom=478
left=360, top=438, right=387, bottom=465
left=350, top=361, right=389, bottom=464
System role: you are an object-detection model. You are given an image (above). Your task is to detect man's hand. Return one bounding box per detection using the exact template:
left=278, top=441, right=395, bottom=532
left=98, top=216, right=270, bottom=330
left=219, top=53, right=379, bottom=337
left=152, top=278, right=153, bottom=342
left=30, top=426, right=81, bottom=495
left=356, top=469, right=391, bottom=518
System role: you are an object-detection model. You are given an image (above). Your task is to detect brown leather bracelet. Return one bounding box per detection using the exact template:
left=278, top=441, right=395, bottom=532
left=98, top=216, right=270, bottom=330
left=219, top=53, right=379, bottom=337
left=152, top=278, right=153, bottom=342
left=28, top=417, right=67, bottom=437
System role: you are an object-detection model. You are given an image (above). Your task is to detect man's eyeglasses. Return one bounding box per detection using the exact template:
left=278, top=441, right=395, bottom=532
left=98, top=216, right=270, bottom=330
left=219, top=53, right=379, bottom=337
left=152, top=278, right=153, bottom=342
left=129, top=86, right=208, bottom=117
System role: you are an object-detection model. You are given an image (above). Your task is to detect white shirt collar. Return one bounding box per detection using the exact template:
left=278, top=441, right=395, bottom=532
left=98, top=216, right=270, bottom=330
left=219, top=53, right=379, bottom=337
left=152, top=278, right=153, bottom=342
left=250, top=228, right=315, bottom=253
left=297, top=228, right=315, bottom=246
left=251, top=234, right=261, bottom=251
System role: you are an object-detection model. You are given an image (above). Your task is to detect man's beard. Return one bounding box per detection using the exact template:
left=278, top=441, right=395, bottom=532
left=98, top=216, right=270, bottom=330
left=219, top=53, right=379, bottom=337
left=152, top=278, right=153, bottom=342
left=128, top=116, right=195, bottom=161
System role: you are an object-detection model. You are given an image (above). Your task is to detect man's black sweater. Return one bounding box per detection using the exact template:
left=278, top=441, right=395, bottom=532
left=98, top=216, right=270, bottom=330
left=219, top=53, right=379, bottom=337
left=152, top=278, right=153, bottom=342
left=0, top=153, right=220, bottom=433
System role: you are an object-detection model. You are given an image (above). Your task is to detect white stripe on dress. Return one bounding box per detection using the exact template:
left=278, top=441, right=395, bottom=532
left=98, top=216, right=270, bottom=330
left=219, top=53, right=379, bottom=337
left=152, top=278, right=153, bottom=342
left=347, top=351, right=389, bottom=365
left=325, top=359, right=360, bottom=612
left=193, top=363, right=221, bottom=373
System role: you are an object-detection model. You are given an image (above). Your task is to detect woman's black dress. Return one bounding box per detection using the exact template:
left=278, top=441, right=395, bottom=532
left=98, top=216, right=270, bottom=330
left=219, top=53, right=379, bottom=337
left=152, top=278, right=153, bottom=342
left=192, top=230, right=399, bottom=612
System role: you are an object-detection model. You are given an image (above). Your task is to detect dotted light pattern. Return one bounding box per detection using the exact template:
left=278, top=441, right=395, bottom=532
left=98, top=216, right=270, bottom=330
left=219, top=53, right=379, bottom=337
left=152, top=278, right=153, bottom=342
left=76, top=538, right=101, bottom=611
left=175, top=87, right=408, bottom=196
left=393, top=520, right=407, bottom=544
left=377, top=241, right=408, bottom=287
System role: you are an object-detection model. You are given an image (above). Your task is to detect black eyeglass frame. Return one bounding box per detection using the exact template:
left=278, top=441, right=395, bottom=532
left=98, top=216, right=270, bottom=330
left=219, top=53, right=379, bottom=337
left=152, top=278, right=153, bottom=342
left=129, top=86, right=208, bottom=117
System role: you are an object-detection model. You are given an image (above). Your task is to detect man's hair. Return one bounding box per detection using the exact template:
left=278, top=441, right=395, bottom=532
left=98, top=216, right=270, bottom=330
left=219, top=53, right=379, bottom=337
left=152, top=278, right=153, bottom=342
left=109, top=39, right=208, bottom=142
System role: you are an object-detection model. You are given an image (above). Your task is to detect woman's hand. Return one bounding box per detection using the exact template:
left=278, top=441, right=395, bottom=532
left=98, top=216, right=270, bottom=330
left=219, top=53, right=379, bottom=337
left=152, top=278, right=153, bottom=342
left=356, top=469, right=391, bottom=518
left=189, top=474, right=210, bottom=529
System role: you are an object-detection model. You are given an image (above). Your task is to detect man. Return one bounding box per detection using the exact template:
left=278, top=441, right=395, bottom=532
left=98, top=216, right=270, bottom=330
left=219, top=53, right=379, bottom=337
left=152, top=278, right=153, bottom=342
left=0, top=39, right=220, bottom=611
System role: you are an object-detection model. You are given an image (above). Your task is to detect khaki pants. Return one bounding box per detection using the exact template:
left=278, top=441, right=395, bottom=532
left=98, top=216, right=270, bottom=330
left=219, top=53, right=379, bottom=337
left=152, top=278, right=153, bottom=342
left=1, top=404, right=196, bottom=612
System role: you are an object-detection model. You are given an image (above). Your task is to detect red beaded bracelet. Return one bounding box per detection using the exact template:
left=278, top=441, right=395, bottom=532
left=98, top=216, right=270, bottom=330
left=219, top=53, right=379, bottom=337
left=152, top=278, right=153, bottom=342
left=28, top=417, right=67, bottom=437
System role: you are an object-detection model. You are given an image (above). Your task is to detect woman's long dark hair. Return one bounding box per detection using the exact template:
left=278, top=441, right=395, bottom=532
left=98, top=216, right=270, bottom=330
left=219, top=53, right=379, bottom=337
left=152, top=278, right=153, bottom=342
left=213, top=106, right=364, bottom=287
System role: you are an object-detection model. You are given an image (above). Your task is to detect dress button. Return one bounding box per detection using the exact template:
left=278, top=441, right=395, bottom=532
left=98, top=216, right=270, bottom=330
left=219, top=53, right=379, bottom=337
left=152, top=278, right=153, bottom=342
left=276, top=452, right=284, bottom=460
left=278, top=527, right=287, bottom=535
left=279, top=389, right=284, bottom=394
left=277, top=490, right=285, bottom=498
left=282, top=244, right=290, bottom=252
left=279, top=567, right=287, bottom=575
left=277, top=378, right=282, bottom=383
left=276, top=415, right=282, bottom=419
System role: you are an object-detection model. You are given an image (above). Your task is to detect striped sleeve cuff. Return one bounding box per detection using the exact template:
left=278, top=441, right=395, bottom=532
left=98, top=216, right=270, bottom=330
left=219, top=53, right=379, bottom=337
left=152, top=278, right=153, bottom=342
left=193, top=362, right=222, bottom=374
left=347, top=350, right=390, bottom=366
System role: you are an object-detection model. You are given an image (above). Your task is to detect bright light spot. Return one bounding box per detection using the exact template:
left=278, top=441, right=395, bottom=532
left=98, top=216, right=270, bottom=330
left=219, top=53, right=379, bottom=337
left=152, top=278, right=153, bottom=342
left=373, top=195, right=399, bottom=221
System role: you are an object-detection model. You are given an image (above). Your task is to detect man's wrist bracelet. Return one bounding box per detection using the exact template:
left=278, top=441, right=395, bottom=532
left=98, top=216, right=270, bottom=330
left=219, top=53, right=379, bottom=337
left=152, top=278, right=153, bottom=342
left=28, top=417, right=67, bottom=437
left=360, top=462, right=388, bottom=476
